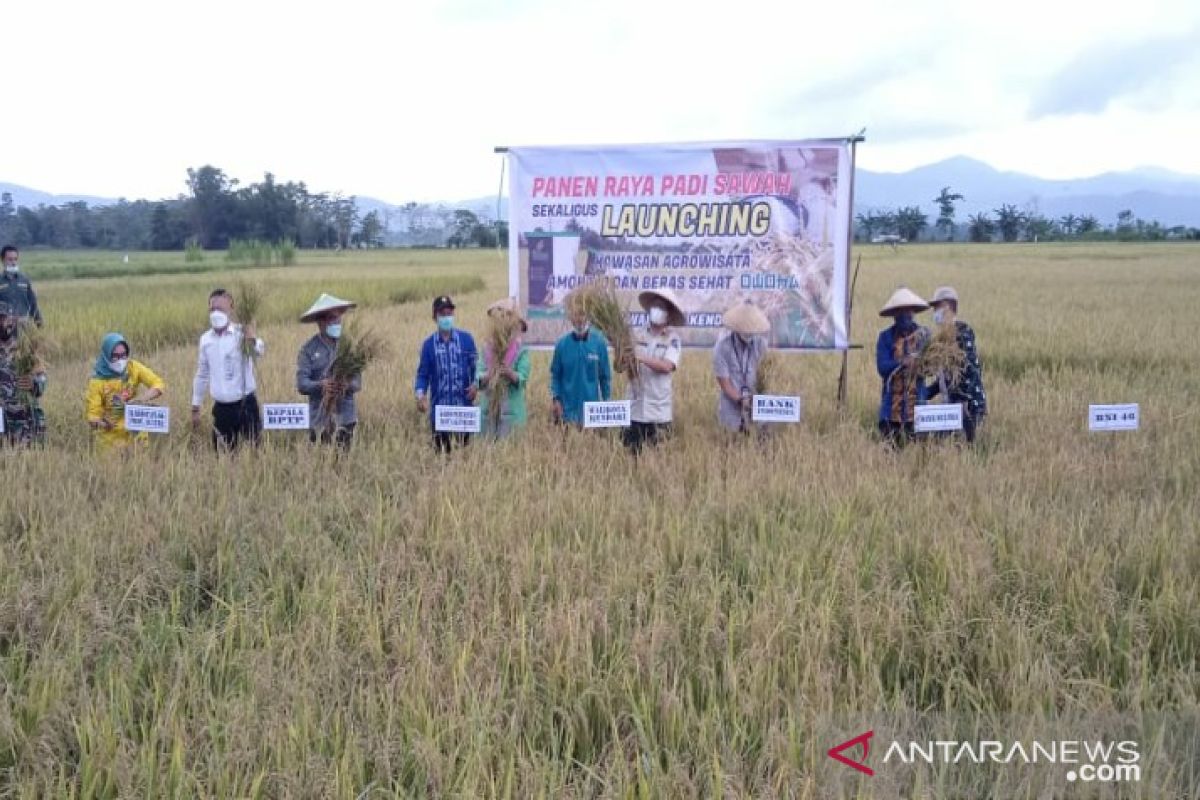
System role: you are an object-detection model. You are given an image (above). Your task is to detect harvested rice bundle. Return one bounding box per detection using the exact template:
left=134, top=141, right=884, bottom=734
left=320, top=322, right=386, bottom=430
left=754, top=351, right=778, bottom=396
left=916, top=322, right=965, bottom=389
left=11, top=322, right=51, bottom=409
left=484, top=305, right=522, bottom=431
left=567, top=279, right=638, bottom=385
left=235, top=282, right=263, bottom=358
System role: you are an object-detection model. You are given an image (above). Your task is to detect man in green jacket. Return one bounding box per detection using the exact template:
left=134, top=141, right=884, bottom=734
left=550, top=303, right=611, bottom=425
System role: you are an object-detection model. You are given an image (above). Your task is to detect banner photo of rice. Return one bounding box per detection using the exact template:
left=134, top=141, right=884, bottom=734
left=507, top=139, right=853, bottom=350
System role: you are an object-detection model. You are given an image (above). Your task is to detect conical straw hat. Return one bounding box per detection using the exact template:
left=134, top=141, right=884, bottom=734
left=487, top=297, right=527, bottom=331
left=723, top=301, right=770, bottom=335
left=637, top=288, right=686, bottom=327
left=879, top=286, right=929, bottom=317
left=300, top=293, right=357, bottom=323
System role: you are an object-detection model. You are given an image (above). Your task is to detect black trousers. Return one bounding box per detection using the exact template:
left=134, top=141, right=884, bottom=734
left=432, top=429, right=470, bottom=453
left=310, top=422, right=356, bottom=450
left=212, top=394, right=262, bottom=451
left=878, top=419, right=917, bottom=448
left=622, top=421, right=671, bottom=454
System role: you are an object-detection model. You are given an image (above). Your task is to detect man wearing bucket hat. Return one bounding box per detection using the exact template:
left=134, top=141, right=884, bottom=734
left=415, top=295, right=478, bottom=452
left=477, top=297, right=531, bottom=438
left=713, top=300, right=771, bottom=434
left=297, top=293, right=360, bottom=448
left=621, top=289, right=685, bottom=452
left=0, top=300, right=47, bottom=447
left=876, top=286, right=931, bottom=445
left=926, top=285, right=987, bottom=442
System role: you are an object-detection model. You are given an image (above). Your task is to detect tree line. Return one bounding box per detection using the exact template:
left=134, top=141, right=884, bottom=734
left=855, top=186, right=1200, bottom=243
left=0, top=166, right=384, bottom=251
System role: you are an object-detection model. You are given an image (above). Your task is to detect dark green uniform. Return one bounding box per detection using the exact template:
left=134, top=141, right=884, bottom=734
left=0, top=270, right=43, bottom=325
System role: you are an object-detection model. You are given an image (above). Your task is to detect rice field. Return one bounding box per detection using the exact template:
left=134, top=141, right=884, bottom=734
left=1, top=243, right=1198, bottom=798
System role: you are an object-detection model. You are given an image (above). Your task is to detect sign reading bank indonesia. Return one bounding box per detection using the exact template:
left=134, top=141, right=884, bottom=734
left=507, top=140, right=853, bottom=350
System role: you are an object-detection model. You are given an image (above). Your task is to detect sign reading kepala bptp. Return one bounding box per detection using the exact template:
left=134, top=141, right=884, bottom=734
left=263, top=403, right=310, bottom=430
left=435, top=405, right=482, bottom=434
left=583, top=401, right=631, bottom=429
left=752, top=395, right=801, bottom=423
left=914, top=403, right=964, bottom=433
left=124, top=404, right=170, bottom=434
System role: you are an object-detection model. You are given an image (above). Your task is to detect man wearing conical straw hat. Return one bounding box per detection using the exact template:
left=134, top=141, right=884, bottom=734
left=477, top=297, right=531, bottom=438
left=875, top=286, right=931, bottom=446
left=297, top=293, right=360, bottom=448
left=713, top=300, right=771, bottom=434
left=623, top=288, right=685, bottom=453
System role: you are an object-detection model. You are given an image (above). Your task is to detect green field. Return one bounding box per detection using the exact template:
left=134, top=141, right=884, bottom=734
left=2, top=244, right=1198, bottom=797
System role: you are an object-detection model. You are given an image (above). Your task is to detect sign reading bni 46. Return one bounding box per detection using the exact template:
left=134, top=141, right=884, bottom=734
left=752, top=395, right=801, bottom=423
left=583, top=401, right=631, bottom=429
left=914, top=403, right=964, bottom=433
left=1089, top=404, right=1139, bottom=431
left=435, top=405, right=482, bottom=434
left=124, top=404, right=170, bottom=434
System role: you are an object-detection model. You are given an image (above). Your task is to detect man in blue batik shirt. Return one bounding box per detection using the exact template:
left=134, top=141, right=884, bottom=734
left=415, top=295, right=478, bottom=452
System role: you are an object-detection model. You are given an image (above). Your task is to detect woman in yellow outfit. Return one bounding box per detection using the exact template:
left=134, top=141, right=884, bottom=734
left=85, top=333, right=165, bottom=451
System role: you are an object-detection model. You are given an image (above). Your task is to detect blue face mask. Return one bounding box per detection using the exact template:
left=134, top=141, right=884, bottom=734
left=326, top=323, right=342, bottom=339
left=437, top=315, right=454, bottom=332
left=895, top=312, right=914, bottom=326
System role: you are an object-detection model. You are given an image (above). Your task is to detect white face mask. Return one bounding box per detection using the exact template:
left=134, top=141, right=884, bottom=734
left=648, top=306, right=668, bottom=326
left=573, top=321, right=589, bottom=336
left=4, top=263, right=17, bottom=275
left=209, top=310, right=230, bottom=330
left=933, top=308, right=948, bottom=324
left=109, top=358, right=129, bottom=374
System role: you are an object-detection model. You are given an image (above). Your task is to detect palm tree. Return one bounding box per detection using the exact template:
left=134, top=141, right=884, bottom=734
left=993, top=204, right=1026, bottom=242
left=967, top=213, right=995, bottom=243
left=1058, top=214, right=1078, bottom=237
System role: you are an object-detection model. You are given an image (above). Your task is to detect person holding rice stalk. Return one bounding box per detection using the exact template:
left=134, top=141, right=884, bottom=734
left=713, top=300, right=771, bottom=435
left=550, top=295, right=612, bottom=426
left=0, top=301, right=47, bottom=447
left=85, top=333, right=165, bottom=452
left=875, top=286, right=931, bottom=446
left=191, top=288, right=265, bottom=451
left=477, top=297, right=531, bottom=438
left=925, top=285, right=987, bottom=442
left=297, top=293, right=362, bottom=448
left=624, top=288, right=684, bottom=453
left=415, top=295, right=478, bottom=452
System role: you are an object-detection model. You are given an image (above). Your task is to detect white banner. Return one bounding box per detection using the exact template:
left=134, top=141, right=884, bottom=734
left=507, top=139, right=853, bottom=350
left=124, top=404, right=170, bottom=434
left=0, top=408, right=5, bottom=433
left=752, top=395, right=801, bottom=423
left=263, top=403, right=311, bottom=430
left=435, top=405, right=482, bottom=434
left=583, top=400, right=632, bottom=429
left=1089, top=403, right=1139, bottom=432
left=914, top=403, right=964, bottom=433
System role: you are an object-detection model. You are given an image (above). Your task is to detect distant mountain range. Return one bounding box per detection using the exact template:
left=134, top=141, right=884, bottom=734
left=7, top=156, right=1200, bottom=227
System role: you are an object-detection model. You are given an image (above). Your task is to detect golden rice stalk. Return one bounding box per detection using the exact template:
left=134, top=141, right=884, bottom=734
left=321, top=322, right=386, bottom=425
left=234, top=281, right=264, bottom=358
left=484, top=309, right=522, bottom=431
left=754, top=351, right=777, bottom=396
left=567, top=279, right=637, bottom=385
left=12, top=321, right=51, bottom=377
left=916, top=322, right=966, bottom=388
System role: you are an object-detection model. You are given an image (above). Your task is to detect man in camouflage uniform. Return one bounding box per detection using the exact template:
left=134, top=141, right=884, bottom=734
left=0, top=301, right=47, bottom=447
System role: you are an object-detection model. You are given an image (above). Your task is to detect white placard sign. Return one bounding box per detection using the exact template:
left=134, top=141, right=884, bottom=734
left=0, top=408, right=5, bottom=433
left=583, top=400, right=631, bottom=429
left=751, top=395, right=801, bottom=423
left=434, top=405, right=482, bottom=434
left=1089, top=403, right=1139, bottom=432
left=124, top=404, right=170, bottom=434
left=263, top=403, right=311, bottom=430
left=914, top=403, right=964, bottom=433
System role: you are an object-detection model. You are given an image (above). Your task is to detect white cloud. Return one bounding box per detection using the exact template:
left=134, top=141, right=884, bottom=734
left=5, top=0, right=1200, bottom=203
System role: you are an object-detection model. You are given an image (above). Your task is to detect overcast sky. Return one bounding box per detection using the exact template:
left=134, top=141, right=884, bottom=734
left=7, top=0, right=1199, bottom=203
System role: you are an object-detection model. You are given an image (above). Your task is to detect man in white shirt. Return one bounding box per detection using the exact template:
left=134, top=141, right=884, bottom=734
left=625, top=288, right=684, bottom=454
left=191, top=288, right=265, bottom=450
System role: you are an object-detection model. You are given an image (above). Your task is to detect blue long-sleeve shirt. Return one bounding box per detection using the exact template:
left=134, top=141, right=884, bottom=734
left=415, top=329, right=477, bottom=415
left=550, top=329, right=611, bottom=424
left=875, top=322, right=929, bottom=423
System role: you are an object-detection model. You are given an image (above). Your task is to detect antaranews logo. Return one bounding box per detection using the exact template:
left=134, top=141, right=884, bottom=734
left=827, top=731, right=1140, bottom=784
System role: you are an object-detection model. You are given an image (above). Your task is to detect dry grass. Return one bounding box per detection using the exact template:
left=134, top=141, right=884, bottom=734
left=1, top=243, right=1199, bottom=798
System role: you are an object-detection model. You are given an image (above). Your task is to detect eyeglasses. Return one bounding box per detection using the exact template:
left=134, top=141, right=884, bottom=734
left=111, top=350, right=129, bottom=358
